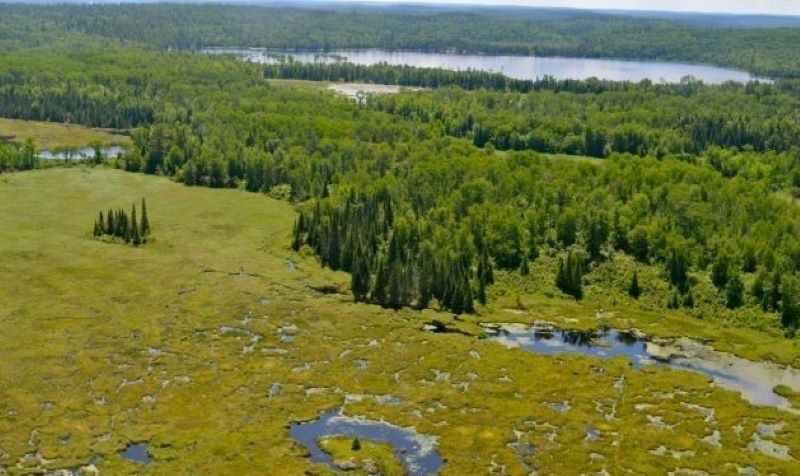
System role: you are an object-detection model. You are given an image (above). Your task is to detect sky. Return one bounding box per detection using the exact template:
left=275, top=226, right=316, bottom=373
left=353, top=1, right=800, bottom=16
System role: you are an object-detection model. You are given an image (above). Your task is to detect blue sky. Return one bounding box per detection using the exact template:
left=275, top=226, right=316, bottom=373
left=354, top=1, right=800, bottom=15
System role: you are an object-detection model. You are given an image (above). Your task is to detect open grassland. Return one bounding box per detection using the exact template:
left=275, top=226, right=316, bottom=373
left=1, top=167, right=800, bottom=474
left=0, top=118, right=130, bottom=150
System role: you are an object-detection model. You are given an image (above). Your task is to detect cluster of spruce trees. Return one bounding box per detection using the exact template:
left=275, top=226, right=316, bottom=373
left=292, top=190, right=492, bottom=314
left=92, top=198, right=150, bottom=246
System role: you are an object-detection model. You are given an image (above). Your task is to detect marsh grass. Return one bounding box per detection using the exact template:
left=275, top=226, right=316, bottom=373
left=1, top=167, right=799, bottom=474
left=0, top=117, right=130, bottom=150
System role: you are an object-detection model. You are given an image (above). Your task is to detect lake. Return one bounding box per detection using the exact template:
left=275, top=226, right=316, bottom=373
left=207, top=48, right=767, bottom=84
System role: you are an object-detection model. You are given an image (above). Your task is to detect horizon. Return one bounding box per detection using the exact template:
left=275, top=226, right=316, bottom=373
left=321, top=0, right=800, bottom=16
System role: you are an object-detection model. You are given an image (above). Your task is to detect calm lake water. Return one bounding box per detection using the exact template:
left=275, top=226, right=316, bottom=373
left=482, top=323, right=800, bottom=410
left=208, top=48, right=767, bottom=84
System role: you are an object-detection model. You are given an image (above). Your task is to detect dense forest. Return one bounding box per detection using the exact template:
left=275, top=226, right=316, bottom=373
left=1, top=3, right=800, bottom=78
left=2, top=8, right=800, bottom=334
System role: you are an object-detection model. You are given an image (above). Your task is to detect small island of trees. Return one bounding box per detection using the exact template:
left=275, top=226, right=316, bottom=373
left=93, top=198, right=150, bottom=246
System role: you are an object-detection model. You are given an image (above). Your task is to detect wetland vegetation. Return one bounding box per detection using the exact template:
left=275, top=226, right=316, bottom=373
left=2, top=3, right=800, bottom=474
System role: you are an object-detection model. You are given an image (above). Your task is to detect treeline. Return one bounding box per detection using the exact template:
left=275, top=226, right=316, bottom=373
left=0, top=140, right=37, bottom=173
left=3, top=44, right=800, bottom=330
left=0, top=84, right=154, bottom=129
left=292, top=190, right=486, bottom=313
left=261, top=62, right=639, bottom=94
left=92, top=199, right=150, bottom=246
left=370, top=82, right=800, bottom=157
left=2, top=4, right=800, bottom=78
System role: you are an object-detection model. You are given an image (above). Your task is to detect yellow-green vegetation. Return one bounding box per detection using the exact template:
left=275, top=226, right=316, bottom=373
left=0, top=117, right=130, bottom=150
left=2, top=167, right=800, bottom=474
left=774, top=385, right=800, bottom=408
left=318, top=436, right=404, bottom=475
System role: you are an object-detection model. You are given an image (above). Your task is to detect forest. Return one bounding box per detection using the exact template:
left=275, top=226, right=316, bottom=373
left=1, top=3, right=800, bottom=78
left=2, top=33, right=800, bottom=332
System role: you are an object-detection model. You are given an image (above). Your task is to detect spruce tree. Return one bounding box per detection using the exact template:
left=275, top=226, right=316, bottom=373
left=98, top=211, right=105, bottom=235
left=131, top=204, right=141, bottom=246
left=725, top=274, right=744, bottom=309
left=628, top=271, right=641, bottom=299
left=140, top=198, right=150, bottom=238
left=107, top=208, right=115, bottom=235
left=780, top=276, right=800, bottom=329
left=351, top=437, right=361, bottom=451
left=350, top=247, right=371, bottom=302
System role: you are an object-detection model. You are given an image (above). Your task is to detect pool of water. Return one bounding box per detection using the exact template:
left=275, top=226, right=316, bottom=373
left=289, top=409, right=443, bottom=475
left=207, top=48, right=768, bottom=84
left=119, top=442, right=150, bottom=464
left=37, top=146, right=126, bottom=161
left=482, top=323, right=800, bottom=410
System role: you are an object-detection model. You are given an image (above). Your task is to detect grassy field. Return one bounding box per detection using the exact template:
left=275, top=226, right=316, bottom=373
left=0, top=118, right=131, bottom=150
left=1, top=167, right=800, bottom=474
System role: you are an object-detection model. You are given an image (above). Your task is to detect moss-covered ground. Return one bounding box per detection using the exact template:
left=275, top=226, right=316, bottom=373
left=318, top=436, right=404, bottom=475
left=0, top=118, right=130, bottom=150
left=1, top=167, right=800, bottom=474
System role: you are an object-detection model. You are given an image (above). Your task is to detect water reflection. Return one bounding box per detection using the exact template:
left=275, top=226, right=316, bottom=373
left=484, top=324, right=800, bottom=410
left=207, top=48, right=768, bottom=84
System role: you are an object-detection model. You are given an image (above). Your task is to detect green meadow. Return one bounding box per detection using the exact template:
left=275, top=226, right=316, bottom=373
left=1, top=167, right=799, bottom=474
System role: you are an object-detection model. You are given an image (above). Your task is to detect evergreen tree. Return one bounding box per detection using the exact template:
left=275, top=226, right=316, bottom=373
left=131, top=204, right=141, bottom=246
left=628, top=271, right=641, bottom=299
left=781, top=276, right=800, bottom=329
left=350, top=247, right=371, bottom=302
left=556, top=251, right=583, bottom=300
left=711, top=255, right=730, bottom=289
left=106, top=208, right=115, bottom=235
left=98, top=211, right=105, bottom=235
left=140, top=198, right=150, bottom=238
left=351, top=437, right=361, bottom=451
left=725, top=274, right=744, bottom=309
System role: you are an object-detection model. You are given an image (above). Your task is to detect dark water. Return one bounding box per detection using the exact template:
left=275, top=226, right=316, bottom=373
left=486, top=326, right=650, bottom=368
left=119, top=443, right=150, bottom=464
left=483, top=324, right=800, bottom=409
left=207, top=48, right=768, bottom=84
left=289, top=410, right=444, bottom=475
left=37, top=146, right=126, bottom=161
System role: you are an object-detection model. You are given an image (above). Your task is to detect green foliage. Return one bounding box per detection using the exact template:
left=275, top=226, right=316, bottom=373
left=351, top=437, right=361, bottom=451
left=556, top=251, right=584, bottom=300
left=0, top=140, right=38, bottom=173
left=3, top=4, right=800, bottom=78
left=726, top=274, right=744, bottom=309
left=628, top=271, right=641, bottom=299
left=94, top=199, right=150, bottom=246
left=781, top=276, right=800, bottom=329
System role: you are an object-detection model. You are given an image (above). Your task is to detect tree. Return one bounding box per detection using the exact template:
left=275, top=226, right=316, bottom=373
left=781, top=276, right=800, bottom=329
left=629, top=227, right=649, bottom=262
left=667, top=244, right=690, bottom=293
left=140, top=198, right=150, bottom=238
left=711, top=254, right=730, bottom=289
left=351, top=437, right=361, bottom=451
left=725, top=274, right=744, bottom=309
left=130, top=204, right=141, bottom=246
left=628, top=271, right=641, bottom=299
left=556, top=251, right=583, bottom=300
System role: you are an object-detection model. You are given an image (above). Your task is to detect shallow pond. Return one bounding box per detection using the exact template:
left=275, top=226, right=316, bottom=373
left=37, top=146, right=126, bottom=161
left=289, top=409, right=443, bottom=475
left=119, top=442, right=150, bottom=464
left=483, top=323, right=800, bottom=410
left=207, top=47, right=768, bottom=84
